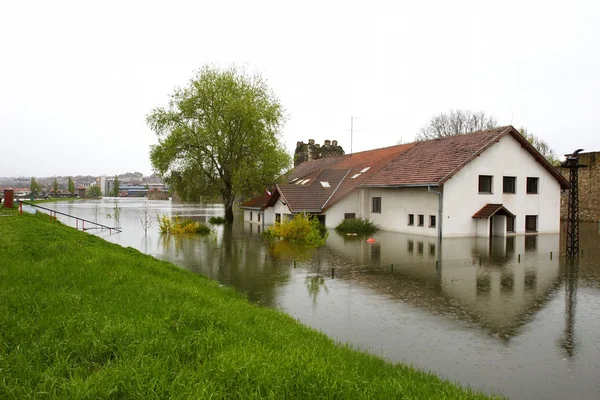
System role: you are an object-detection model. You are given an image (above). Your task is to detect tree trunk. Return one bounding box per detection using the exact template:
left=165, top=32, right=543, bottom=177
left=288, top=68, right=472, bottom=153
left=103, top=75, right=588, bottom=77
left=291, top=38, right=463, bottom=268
left=223, top=195, right=235, bottom=221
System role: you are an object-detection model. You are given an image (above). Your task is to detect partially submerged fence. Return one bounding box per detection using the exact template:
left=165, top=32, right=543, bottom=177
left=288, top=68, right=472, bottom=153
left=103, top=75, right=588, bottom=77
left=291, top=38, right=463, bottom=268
left=18, top=200, right=122, bottom=233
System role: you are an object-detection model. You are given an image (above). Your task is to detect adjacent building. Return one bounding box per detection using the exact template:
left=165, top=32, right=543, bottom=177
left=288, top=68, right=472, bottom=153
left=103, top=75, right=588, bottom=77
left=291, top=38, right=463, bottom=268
left=241, top=126, right=569, bottom=238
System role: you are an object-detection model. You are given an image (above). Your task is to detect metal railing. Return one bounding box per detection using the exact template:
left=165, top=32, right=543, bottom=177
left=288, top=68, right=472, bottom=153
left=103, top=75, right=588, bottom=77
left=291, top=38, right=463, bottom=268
left=18, top=200, right=122, bottom=233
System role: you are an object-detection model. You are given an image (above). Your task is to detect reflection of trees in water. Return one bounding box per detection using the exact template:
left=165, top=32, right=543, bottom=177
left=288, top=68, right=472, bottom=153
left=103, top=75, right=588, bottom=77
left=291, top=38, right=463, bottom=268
left=306, top=266, right=328, bottom=307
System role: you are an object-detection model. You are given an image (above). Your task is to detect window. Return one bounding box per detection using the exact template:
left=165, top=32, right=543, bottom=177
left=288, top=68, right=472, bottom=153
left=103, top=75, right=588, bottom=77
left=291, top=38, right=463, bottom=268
left=250, top=212, right=253, bottom=221
left=525, top=215, right=538, bottom=232
left=258, top=213, right=261, bottom=222
left=372, top=197, right=381, bottom=213
left=408, top=214, right=414, bottom=226
left=527, top=177, right=539, bottom=194
left=344, top=213, right=356, bottom=220
left=479, top=175, right=493, bottom=194
left=429, top=244, right=436, bottom=256
left=275, top=213, right=281, bottom=223
left=506, top=215, right=515, bottom=233
left=418, top=214, right=424, bottom=227
left=429, top=215, right=436, bottom=228
left=503, top=176, right=516, bottom=194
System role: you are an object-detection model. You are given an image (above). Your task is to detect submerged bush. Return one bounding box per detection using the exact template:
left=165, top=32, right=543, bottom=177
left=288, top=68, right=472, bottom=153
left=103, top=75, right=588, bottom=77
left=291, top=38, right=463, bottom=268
left=158, top=215, right=211, bottom=235
left=262, top=213, right=327, bottom=247
left=209, top=216, right=227, bottom=224
left=335, top=218, right=379, bottom=235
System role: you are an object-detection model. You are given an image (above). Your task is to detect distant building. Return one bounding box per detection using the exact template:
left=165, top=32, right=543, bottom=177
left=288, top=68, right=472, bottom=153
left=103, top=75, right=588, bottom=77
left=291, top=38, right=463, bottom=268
left=294, top=139, right=344, bottom=167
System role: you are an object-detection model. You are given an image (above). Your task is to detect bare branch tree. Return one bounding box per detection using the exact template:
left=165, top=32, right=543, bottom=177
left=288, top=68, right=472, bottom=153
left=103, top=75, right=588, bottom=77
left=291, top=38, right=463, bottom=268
left=518, top=127, right=559, bottom=166
left=417, top=109, right=498, bottom=140
left=140, top=202, right=153, bottom=236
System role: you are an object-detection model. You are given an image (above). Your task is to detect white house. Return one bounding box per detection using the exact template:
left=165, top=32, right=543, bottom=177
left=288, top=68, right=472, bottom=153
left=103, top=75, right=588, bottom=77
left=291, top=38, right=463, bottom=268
left=240, top=126, right=570, bottom=238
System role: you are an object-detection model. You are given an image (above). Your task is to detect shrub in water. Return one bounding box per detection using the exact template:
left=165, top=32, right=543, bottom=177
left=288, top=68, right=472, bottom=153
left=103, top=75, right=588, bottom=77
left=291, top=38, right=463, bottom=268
left=262, top=213, right=327, bottom=247
left=209, top=216, right=227, bottom=224
left=157, top=215, right=211, bottom=235
left=335, top=218, right=379, bottom=235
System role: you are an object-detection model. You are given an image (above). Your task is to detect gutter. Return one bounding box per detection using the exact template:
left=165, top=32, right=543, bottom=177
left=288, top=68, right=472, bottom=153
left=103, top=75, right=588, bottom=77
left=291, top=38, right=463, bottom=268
left=428, top=185, right=443, bottom=269
left=358, top=183, right=439, bottom=188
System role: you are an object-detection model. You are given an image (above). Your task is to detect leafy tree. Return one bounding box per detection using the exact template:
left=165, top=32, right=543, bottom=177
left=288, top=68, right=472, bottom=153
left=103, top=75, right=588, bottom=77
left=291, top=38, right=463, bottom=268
left=87, top=185, right=102, bottom=198
left=52, top=177, right=58, bottom=196
left=518, top=127, right=559, bottom=166
left=68, top=177, right=75, bottom=194
left=112, top=175, right=120, bottom=197
left=417, top=109, right=497, bottom=140
left=30, top=177, right=41, bottom=198
left=147, top=65, right=290, bottom=221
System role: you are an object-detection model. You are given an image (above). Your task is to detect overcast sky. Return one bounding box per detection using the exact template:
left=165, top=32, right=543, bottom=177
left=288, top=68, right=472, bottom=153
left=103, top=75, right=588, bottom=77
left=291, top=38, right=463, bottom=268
left=1, top=0, right=599, bottom=177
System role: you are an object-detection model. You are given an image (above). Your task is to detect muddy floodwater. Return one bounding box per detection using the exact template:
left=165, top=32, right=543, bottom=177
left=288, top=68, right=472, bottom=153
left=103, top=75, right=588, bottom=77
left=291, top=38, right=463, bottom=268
left=38, top=198, right=600, bottom=400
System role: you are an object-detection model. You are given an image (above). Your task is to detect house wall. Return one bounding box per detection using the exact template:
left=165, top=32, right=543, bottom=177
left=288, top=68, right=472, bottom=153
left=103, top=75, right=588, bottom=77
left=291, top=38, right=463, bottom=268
left=443, top=135, right=562, bottom=236
left=273, top=197, right=292, bottom=220
left=359, top=187, right=440, bottom=235
left=243, top=209, right=261, bottom=224
left=323, top=192, right=359, bottom=228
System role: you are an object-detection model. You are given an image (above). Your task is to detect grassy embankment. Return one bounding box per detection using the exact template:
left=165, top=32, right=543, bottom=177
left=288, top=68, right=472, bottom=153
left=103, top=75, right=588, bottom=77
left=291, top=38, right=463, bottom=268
left=0, top=209, right=502, bottom=399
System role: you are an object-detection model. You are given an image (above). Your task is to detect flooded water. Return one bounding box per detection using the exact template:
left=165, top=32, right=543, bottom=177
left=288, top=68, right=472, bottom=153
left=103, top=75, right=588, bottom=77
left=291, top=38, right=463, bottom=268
left=38, top=198, right=600, bottom=400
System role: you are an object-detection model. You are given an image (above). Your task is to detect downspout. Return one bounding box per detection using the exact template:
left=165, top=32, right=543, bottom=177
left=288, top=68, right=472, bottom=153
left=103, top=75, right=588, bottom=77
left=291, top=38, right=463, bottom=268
left=428, top=185, right=443, bottom=273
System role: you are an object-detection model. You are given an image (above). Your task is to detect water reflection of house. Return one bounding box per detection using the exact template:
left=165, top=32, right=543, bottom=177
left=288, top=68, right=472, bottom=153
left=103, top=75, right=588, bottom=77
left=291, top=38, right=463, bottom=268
left=241, top=126, right=569, bottom=238
left=325, top=230, right=561, bottom=338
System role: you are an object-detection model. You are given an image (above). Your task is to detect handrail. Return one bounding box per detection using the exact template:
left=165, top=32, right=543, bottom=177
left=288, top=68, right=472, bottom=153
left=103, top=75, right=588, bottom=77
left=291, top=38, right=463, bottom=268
left=18, top=200, right=122, bottom=233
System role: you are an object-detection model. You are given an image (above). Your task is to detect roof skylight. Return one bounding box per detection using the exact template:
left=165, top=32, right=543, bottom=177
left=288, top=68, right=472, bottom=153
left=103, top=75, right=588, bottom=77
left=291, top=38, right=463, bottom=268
left=290, top=178, right=298, bottom=183
left=360, top=167, right=371, bottom=173
left=350, top=173, right=361, bottom=179
left=320, top=181, right=331, bottom=188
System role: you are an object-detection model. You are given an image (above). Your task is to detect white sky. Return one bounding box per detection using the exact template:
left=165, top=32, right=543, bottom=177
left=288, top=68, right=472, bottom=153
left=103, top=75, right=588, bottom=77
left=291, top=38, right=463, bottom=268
left=1, top=0, right=599, bottom=177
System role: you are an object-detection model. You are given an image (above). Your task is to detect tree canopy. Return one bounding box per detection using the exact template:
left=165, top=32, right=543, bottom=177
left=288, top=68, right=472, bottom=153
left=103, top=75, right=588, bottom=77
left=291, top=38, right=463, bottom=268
left=112, top=175, right=120, bottom=197
left=52, top=177, right=58, bottom=195
left=147, top=66, right=290, bottom=221
left=68, top=177, right=75, bottom=194
left=416, top=109, right=497, bottom=140
left=87, top=185, right=102, bottom=198
left=30, top=178, right=41, bottom=198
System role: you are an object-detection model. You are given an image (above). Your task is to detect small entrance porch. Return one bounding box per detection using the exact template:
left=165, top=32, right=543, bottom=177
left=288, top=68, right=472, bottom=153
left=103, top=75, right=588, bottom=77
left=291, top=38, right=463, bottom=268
left=472, top=203, right=515, bottom=238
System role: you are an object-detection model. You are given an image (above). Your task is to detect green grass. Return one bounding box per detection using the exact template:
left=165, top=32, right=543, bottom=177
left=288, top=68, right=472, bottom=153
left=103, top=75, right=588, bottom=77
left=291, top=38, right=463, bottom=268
left=335, top=218, right=379, bottom=235
left=0, top=210, right=502, bottom=399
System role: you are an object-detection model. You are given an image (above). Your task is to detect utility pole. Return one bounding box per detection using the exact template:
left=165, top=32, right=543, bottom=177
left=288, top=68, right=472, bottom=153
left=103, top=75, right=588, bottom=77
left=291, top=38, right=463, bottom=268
left=350, top=117, right=354, bottom=154
left=563, top=149, right=586, bottom=259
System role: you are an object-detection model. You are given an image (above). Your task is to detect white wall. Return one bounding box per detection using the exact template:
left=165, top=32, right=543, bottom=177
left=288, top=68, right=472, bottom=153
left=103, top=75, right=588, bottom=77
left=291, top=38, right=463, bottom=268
left=243, top=209, right=260, bottom=224
left=323, top=191, right=359, bottom=228
left=273, top=197, right=292, bottom=220
left=361, top=187, right=440, bottom=235
left=443, top=135, right=562, bottom=236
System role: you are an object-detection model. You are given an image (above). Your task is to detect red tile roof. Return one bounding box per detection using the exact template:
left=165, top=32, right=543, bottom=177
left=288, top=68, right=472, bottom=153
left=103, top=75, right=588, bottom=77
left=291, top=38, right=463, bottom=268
left=472, top=204, right=515, bottom=219
left=363, top=126, right=569, bottom=189
left=279, top=169, right=350, bottom=212
left=239, top=193, right=271, bottom=210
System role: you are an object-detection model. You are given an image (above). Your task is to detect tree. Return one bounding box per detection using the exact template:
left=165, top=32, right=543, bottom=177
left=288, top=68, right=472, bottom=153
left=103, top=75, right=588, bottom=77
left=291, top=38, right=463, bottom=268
left=147, top=65, right=291, bottom=221
left=68, top=177, right=75, bottom=194
left=417, top=109, right=497, bottom=140
left=87, top=185, right=102, bottom=198
left=112, top=175, right=120, bottom=197
left=30, top=177, right=41, bottom=198
left=52, top=177, right=58, bottom=196
left=518, top=127, right=559, bottom=166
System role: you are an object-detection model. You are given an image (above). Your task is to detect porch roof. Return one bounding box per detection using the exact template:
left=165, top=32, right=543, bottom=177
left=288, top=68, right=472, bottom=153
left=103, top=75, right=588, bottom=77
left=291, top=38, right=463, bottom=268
left=472, top=203, right=515, bottom=219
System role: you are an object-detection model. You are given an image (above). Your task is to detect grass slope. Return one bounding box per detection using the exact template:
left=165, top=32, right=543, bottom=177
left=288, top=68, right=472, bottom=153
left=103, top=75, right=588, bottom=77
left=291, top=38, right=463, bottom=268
left=0, top=210, right=501, bottom=399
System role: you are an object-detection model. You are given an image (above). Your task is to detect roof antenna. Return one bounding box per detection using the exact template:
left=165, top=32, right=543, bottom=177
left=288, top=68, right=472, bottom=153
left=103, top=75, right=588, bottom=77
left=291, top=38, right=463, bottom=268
left=349, top=116, right=360, bottom=154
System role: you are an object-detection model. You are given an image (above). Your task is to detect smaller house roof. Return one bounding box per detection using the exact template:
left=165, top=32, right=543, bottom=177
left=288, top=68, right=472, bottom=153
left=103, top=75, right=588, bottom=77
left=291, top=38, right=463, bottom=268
left=472, top=204, right=515, bottom=219
left=239, top=193, right=271, bottom=210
